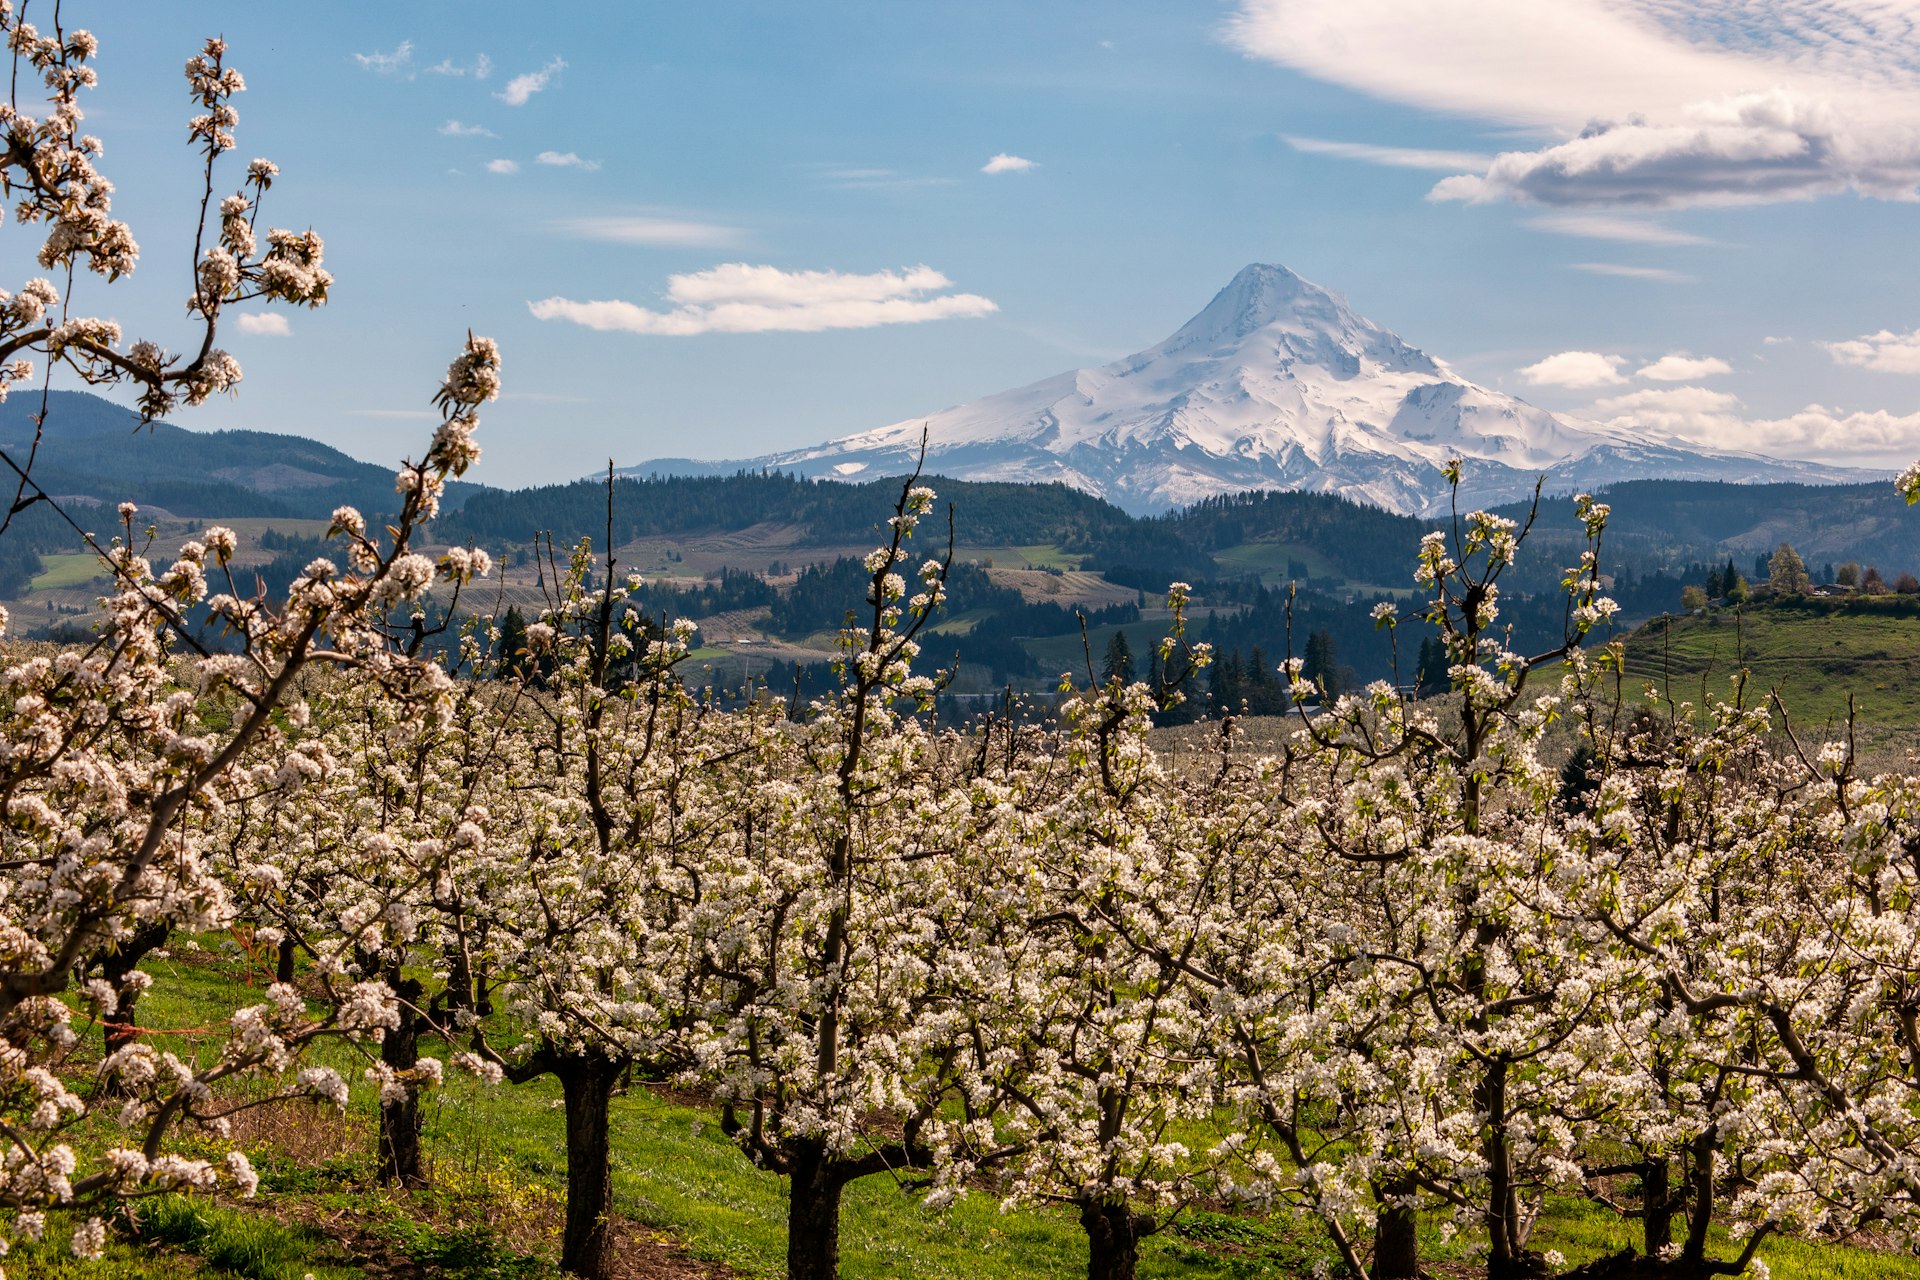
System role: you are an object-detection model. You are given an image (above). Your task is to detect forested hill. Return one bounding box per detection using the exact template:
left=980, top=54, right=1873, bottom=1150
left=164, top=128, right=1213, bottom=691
left=0, top=389, right=485, bottom=519
left=1494, top=479, right=1920, bottom=572
left=437, top=470, right=1140, bottom=548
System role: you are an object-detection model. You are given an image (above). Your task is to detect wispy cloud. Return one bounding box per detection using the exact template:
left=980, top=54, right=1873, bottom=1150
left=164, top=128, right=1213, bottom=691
left=1524, top=212, right=1711, bottom=246
left=439, top=119, right=497, bottom=138
left=233, top=313, right=292, bottom=337
left=1593, top=385, right=1919, bottom=465
left=550, top=215, right=743, bottom=249
left=1517, top=350, right=1626, bottom=389
left=1571, top=262, right=1692, bottom=283
left=350, top=408, right=440, bottom=421
left=1284, top=135, right=1494, bottom=172
left=529, top=264, right=998, bottom=336
left=536, top=150, right=601, bottom=171
left=1231, top=2, right=1920, bottom=209
left=426, top=54, right=491, bottom=79
left=497, top=56, right=566, bottom=107
left=352, top=41, right=414, bottom=76
left=1823, top=327, right=1920, bottom=374
left=1636, top=353, right=1731, bottom=381
left=982, top=153, right=1037, bottom=174
left=1763, top=335, right=1793, bottom=345
left=486, top=158, right=519, bottom=175
left=808, top=164, right=959, bottom=191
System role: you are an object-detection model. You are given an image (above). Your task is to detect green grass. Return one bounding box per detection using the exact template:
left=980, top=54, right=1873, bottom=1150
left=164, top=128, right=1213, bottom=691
left=30, top=551, right=109, bottom=591
left=41, top=934, right=1920, bottom=1280
left=1211, top=541, right=1337, bottom=584
left=1621, top=602, right=1920, bottom=729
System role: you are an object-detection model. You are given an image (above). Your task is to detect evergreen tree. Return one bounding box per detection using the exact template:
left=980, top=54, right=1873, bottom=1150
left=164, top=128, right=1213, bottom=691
left=1303, top=628, right=1341, bottom=700
left=494, top=606, right=529, bottom=682
left=1101, top=629, right=1135, bottom=684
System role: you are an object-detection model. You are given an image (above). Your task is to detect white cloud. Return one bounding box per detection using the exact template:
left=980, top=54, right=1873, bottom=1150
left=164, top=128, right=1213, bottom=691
left=1284, top=135, right=1494, bottom=171
left=528, top=264, right=998, bottom=336
left=426, top=54, right=491, bottom=79
left=1763, top=335, right=1793, bottom=345
left=1823, top=327, right=1920, bottom=374
left=982, top=153, right=1037, bottom=174
left=1229, top=2, right=1920, bottom=209
left=1594, top=384, right=1920, bottom=465
left=536, top=150, right=601, bottom=171
left=486, top=158, right=519, bottom=175
left=1523, top=212, right=1710, bottom=245
left=1517, top=350, right=1627, bottom=388
left=233, top=312, right=292, bottom=337
left=497, top=56, right=566, bottom=107
left=1636, top=353, right=1732, bottom=380
left=439, top=119, right=497, bottom=138
left=550, top=215, right=742, bottom=248
left=1571, top=262, right=1692, bottom=282
left=353, top=41, right=413, bottom=76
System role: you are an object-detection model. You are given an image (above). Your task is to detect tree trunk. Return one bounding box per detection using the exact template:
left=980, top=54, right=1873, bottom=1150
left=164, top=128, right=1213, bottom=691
left=786, top=1138, right=848, bottom=1280
left=1079, top=1194, right=1144, bottom=1280
left=1372, top=1179, right=1420, bottom=1280
left=98, top=920, right=170, bottom=1094
left=377, top=975, right=426, bottom=1187
left=558, top=1054, right=620, bottom=1280
left=1642, top=1158, right=1672, bottom=1258
left=275, top=935, right=297, bottom=985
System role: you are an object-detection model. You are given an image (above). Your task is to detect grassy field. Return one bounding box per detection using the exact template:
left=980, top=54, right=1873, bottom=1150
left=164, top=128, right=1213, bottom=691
left=1620, top=601, right=1920, bottom=731
left=30, top=551, right=109, bottom=592
left=26, top=931, right=1917, bottom=1278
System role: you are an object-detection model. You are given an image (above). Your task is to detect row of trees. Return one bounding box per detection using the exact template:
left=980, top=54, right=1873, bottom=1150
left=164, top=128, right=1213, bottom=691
left=28, top=453, right=1920, bottom=1280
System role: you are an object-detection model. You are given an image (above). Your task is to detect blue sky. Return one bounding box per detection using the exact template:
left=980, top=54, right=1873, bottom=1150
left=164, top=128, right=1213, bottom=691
left=36, top=1, right=1920, bottom=483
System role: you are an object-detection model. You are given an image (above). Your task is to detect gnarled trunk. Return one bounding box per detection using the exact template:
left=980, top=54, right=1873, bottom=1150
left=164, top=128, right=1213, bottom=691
left=1372, top=1179, right=1419, bottom=1280
left=558, top=1054, right=620, bottom=1280
left=1079, top=1194, right=1145, bottom=1280
left=275, top=935, right=297, bottom=985
left=787, top=1137, right=848, bottom=1280
left=99, top=920, right=170, bottom=1094
left=377, top=975, right=426, bottom=1187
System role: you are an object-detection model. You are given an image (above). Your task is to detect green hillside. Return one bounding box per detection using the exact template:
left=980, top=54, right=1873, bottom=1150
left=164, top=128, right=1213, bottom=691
left=0, top=390, right=485, bottom=519
left=1619, top=597, right=1920, bottom=730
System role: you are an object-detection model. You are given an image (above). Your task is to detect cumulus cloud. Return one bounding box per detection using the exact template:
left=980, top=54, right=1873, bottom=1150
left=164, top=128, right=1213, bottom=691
left=1571, top=262, right=1691, bottom=282
left=426, top=54, right=491, bottom=79
left=1284, top=135, right=1495, bottom=171
left=550, top=215, right=742, bottom=248
left=486, top=158, right=519, bottom=175
left=1594, top=384, right=1920, bottom=464
left=1823, top=327, right=1920, bottom=374
left=1517, top=350, right=1627, bottom=388
left=440, top=119, right=497, bottom=138
left=234, top=313, right=292, bottom=337
left=982, top=153, right=1037, bottom=174
left=536, top=150, right=602, bottom=171
left=1228, top=1, right=1920, bottom=209
left=353, top=41, right=414, bottom=76
left=1524, top=212, right=1710, bottom=245
left=1636, top=353, right=1732, bottom=380
left=497, top=56, right=566, bottom=107
left=528, top=264, right=998, bottom=336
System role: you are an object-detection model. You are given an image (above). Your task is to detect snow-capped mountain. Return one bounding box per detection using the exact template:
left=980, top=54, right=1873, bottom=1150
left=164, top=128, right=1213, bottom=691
left=625, top=264, right=1869, bottom=517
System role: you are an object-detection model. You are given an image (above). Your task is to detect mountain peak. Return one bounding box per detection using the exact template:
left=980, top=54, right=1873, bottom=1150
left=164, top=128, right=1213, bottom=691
left=626, top=267, right=1869, bottom=516
left=1167, top=263, right=1354, bottom=348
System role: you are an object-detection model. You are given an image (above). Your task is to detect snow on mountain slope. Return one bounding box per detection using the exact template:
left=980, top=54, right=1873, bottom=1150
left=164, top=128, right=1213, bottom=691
left=624, top=264, right=1870, bottom=517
